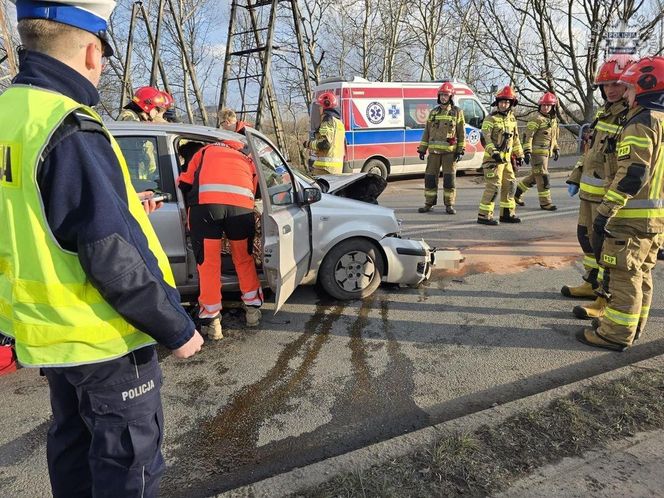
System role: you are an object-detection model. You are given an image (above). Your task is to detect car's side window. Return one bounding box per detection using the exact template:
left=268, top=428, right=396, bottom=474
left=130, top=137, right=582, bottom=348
left=404, top=99, right=436, bottom=129
left=116, top=136, right=160, bottom=192
left=459, top=99, right=485, bottom=129
left=253, top=137, right=295, bottom=208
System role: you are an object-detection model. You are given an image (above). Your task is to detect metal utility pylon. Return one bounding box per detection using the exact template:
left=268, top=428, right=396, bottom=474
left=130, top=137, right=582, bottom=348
left=218, top=0, right=311, bottom=153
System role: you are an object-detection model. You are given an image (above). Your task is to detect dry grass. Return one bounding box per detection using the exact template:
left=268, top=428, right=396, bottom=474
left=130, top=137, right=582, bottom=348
left=299, top=368, right=664, bottom=498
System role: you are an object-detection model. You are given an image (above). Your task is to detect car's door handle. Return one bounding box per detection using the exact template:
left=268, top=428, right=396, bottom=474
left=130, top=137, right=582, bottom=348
left=283, top=225, right=291, bottom=234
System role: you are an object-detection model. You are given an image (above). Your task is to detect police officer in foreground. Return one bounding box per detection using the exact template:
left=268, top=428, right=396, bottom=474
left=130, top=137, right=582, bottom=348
left=561, top=56, right=633, bottom=313
left=578, top=55, right=664, bottom=352
left=515, top=92, right=560, bottom=211
left=417, top=82, right=466, bottom=214
left=477, top=85, right=524, bottom=225
left=0, top=1, right=203, bottom=496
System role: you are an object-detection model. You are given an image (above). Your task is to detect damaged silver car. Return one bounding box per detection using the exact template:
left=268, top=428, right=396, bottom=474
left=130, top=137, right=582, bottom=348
left=106, top=122, right=461, bottom=310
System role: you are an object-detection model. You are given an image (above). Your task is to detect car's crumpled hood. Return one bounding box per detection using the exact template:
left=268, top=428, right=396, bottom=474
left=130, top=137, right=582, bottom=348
left=315, top=173, right=388, bottom=204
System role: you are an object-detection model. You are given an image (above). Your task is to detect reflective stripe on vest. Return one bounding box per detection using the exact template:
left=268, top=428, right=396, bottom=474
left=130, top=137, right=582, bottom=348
left=199, top=184, right=255, bottom=200
left=0, top=86, right=174, bottom=367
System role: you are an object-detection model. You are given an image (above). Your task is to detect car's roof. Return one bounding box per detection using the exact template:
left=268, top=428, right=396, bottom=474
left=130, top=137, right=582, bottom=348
left=104, top=121, right=247, bottom=141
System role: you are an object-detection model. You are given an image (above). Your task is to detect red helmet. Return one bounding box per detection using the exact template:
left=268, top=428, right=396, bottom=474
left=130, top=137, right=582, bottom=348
left=493, top=85, right=518, bottom=106
left=132, top=86, right=167, bottom=114
left=619, top=56, right=664, bottom=97
left=538, top=92, right=557, bottom=105
left=438, top=82, right=455, bottom=95
left=317, top=91, right=338, bottom=110
left=161, top=91, right=174, bottom=109
left=594, top=55, right=637, bottom=85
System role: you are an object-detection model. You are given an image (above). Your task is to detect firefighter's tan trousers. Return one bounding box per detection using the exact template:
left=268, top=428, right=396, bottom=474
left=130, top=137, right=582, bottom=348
left=597, top=231, right=664, bottom=346
left=517, top=156, right=553, bottom=207
left=478, top=160, right=516, bottom=219
left=424, top=152, right=456, bottom=207
left=577, top=199, right=603, bottom=286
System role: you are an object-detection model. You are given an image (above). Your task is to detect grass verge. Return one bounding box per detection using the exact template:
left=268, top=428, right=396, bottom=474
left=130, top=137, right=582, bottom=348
left=298, top=368, right=664, bottom=498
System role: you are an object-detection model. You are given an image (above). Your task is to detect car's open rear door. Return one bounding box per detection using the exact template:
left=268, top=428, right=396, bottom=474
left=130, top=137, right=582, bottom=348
left=245, top=129, right=312, bottom=312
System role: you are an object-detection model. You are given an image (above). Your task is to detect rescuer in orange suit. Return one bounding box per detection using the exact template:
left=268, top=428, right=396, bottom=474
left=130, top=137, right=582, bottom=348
left=177, top=140, right=263, bottom=339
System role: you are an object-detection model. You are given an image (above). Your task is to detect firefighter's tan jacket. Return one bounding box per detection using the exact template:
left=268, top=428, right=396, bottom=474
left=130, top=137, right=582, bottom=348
left=310, top=114, right=345, bottom=174
left=523, top=112, right=559, bottom=157
left=418, top=103, right=465, bottom=155
left=481, top=110, right=523, bottom=164
left=567, top=100, right=629, bottom=202
left=598, top=105, right=664, bottom=234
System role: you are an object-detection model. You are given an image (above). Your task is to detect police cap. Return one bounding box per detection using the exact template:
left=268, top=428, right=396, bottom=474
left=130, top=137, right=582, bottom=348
left=12, top=0, right=116, bottom=57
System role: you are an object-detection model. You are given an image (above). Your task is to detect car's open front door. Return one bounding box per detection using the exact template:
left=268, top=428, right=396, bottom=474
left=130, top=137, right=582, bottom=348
left=245, top=129, right=312, bottom=312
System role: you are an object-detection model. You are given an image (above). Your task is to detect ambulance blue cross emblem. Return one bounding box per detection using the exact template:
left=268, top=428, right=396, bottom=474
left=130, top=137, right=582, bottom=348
left=388, top=104, right=400, bottom=119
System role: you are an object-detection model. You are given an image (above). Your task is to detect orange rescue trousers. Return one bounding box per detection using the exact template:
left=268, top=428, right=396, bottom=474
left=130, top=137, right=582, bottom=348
left=188, top=204, right=262, bottom=318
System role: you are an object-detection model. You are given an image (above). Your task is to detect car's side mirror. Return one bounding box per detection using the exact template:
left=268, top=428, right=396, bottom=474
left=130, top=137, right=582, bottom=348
left=301, top=187, right=322, bottom=205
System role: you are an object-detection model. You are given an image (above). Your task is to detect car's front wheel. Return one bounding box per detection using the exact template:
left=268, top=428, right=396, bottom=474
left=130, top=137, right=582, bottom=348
left=319, top=238, right=385, bottom=300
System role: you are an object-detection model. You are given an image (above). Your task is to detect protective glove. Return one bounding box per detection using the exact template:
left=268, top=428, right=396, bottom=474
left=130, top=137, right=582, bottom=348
left=454, top=151, right=464, bottom=162
left=515, top=157, right=524, bottom=168
left=567, top=184, right=579, bottom=197
left=491, top=151, right=502, bottom=163
left=524, top=152, right=531, bottom=165
left=592, top=213, right=610, bottom=237
left=553, top=149, right=559, bottom=161
left=592, top=213, right=611, bottom=263
left=418, top=151, right=426, bottom=161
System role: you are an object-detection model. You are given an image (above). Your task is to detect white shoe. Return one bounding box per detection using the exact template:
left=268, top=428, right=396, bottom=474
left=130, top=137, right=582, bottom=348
left=201, top=316, right=223, bottom=340
left=245, top=307, right=261, bottom=327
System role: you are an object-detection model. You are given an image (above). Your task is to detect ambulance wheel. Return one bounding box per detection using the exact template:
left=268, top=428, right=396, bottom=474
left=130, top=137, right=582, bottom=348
left=319, top=238, right=385, bottom=300
left=362, top=159, right=388, bottom=180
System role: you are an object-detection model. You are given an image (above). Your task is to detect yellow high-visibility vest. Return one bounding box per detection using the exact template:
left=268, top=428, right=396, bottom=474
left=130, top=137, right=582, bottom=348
left=0, top=86, right=175, bottom=367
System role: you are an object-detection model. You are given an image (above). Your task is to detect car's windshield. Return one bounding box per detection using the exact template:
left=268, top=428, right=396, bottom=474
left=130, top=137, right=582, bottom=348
left=292, top=167, right=317, bottom=186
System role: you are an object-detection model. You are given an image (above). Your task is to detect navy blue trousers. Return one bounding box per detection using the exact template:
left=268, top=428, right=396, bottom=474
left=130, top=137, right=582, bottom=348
left=43, top=346, right=164, bottom=498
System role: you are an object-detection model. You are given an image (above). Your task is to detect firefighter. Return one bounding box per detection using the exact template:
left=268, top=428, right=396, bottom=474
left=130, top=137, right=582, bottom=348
left=417, top=82, right=466, bottom=214
left=219, top=108, right=250, bottom=135
left=515, top=92, right=560, bottom=211
left=561, top=56, right=633, bottom=314
left=578, top=55, right=664, bottom=352
left=306, top=92, right=346, bottom=175
left=0, top=0, right=203, bottom=495
left=177, top=140, right=263, bottom=339
left=119, top=86, right=169, bottom=122
left=477, top=85, right=524, bottom=225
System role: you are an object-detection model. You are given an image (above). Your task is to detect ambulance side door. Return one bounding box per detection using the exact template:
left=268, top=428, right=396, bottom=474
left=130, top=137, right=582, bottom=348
left=245, top=129, right=312, bottom=312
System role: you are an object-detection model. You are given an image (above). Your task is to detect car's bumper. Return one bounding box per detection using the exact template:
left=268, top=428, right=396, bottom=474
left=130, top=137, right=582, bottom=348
left=380, top=237, right=462, bottom=285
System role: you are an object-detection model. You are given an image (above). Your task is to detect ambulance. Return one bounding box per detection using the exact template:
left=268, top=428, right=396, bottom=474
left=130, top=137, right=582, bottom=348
left=310, top=77, right=488, bottom=179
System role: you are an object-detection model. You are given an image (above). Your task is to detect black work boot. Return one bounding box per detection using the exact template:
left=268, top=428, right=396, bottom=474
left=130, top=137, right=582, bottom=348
left=477, top=217, right=498, bottom=226
left=445, top=205, right=456, bottom=215
left=514, top=187, right=525, bottom=206
left=540, top=204, right=557, bottom=211
left=499, top=215, right=521, bottom=223
left=418, top=205, right=433, bottom=213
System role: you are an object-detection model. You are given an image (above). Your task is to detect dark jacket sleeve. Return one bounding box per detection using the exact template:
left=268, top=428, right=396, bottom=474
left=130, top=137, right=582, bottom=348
left=38, top=127, right=195, bottom=350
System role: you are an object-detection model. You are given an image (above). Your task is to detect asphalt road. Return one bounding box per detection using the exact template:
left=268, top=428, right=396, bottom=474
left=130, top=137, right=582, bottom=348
left=2, top=164, right=663, bottom=497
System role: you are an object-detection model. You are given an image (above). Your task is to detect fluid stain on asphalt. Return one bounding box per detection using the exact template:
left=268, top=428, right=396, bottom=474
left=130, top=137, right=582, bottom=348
left=163, top=302, right=344, bottom=496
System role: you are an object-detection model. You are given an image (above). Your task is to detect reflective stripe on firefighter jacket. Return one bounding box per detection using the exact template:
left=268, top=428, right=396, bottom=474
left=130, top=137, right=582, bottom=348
left=567, top=100, right=629, bottom=202
left=177, top=142, right=257, bottom=209
left=0, top=86, right=174, bottom=367
left=418, top=103, right=466, bottom=154
left=523, top=112, right=559, bottom=157
left=597, top=105, right=664, bottom=233
left=310, top=114, right=345, bottom=174
left=481, top=111, right=523, bottom=163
